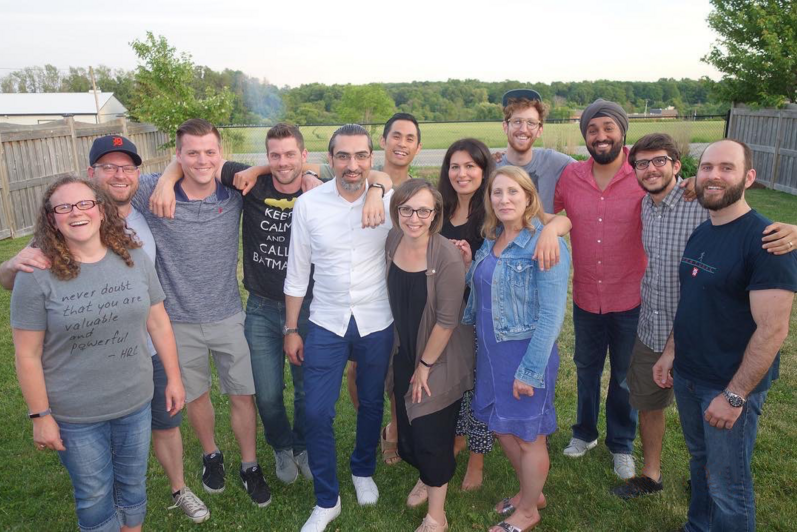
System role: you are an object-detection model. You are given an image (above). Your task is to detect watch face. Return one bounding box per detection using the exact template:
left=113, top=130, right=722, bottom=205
left=725, top=391, right=744, bottom=407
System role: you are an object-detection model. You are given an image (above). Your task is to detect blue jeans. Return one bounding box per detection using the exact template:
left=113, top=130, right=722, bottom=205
left=57, top=404, right=151, bottom=532
left=245, top=293, right=310, bottom=453
left=303, top=317, right=394, bottom=508
left=571, top=303, right=639, bottom=454
left=674, top=373, right=767, bottom=532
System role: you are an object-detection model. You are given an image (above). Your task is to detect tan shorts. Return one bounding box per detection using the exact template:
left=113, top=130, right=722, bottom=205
left=172, top=311, right=255, bottom=403
left=628, top=336, right=674, bottom=411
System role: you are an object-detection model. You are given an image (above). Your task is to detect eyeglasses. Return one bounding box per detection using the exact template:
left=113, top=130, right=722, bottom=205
left=632, top=156, right=674, bottom=171
left=333, top=152, right=371, bottom=162
left=50, top=200, right=100, bottom=214
left=398, top=206, right=435, bottom=219
left=93, top=163, right=139, bottom=175
left=507, top=118, right=541, bottom=130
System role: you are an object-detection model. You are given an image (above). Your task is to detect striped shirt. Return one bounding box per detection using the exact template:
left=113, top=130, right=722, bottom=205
left=638, top=180, right=708, bottom=352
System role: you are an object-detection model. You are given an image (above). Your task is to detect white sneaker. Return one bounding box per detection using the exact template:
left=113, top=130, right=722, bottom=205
left=563, top=437, right=598, bottom=458
left=613, top=453, right=636, bottom=480
left=301, top=497, right=341, bottom=532
left=352, top=474, right=379, bottom=505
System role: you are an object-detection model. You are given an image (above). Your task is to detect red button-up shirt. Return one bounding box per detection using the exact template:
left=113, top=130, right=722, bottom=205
left=554, top=148, right=646, bottom=314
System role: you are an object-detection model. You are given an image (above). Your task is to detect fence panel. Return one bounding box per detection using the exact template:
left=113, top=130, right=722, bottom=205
left=0, top=118, right=170, bottom=240
left=728, top=107, right=797, bottom=195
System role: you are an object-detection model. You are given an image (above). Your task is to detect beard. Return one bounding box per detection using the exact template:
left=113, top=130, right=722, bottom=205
left=338, top=173, right=365, bottom=192
left=639, top=172, right=675, bottom=195
left=696, top=177, right=746, bottom=211
left=587, top=139, right=623, bottom=165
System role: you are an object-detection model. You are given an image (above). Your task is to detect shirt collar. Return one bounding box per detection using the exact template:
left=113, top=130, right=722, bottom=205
left=174, top=178, right=229, bottom=202
left=646, top=177, right=685, bottom=210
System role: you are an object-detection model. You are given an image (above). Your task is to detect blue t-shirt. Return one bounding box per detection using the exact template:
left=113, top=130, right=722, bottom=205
left=673, top=209, right=797, bottom=392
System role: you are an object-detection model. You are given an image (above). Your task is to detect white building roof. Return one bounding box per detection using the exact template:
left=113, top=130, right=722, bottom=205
left=0, top=92, right=121, bottom=116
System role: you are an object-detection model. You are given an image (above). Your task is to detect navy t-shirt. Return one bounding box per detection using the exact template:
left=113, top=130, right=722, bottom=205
left=221, top=162, right=311, bottom=301
left=673, top=210, right=797, bottom=392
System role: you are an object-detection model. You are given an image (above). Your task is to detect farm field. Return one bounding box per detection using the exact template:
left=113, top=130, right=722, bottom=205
left=225, top=119, right=726, bottom=154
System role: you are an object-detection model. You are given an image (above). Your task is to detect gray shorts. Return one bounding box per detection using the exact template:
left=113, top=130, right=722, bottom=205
left=151, top=354, right=183, bottom=430
left=628, top=336, right=675, bottom=411
left=172, top=311, right=255, bottom=403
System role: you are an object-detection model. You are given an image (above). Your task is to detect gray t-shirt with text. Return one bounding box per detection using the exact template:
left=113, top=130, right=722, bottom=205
left=10, top=247, right=164, bottom=423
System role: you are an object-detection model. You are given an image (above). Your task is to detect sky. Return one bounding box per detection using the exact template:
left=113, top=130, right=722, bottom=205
left=0, top=0, right=723, bottom=87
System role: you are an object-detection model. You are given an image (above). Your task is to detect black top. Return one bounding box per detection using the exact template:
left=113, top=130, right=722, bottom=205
left=387, top=262, right=428, bottom=366
left=441, top=219, right=484, bottom=258
left=674, top=210, right=797, bottom=393
left=221, top=161, right=312, bottom=300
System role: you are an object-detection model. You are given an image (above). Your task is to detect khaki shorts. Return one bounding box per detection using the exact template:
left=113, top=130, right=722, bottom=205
left=172, top=311, right=255, bottom=403
left=628, top=336, right=674, bottom=411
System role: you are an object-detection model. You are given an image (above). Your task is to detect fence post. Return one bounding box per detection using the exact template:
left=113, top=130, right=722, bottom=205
left=724, top=108, right=732, bottom=138
left=0, top=133, right=17, bottom=237
left=66, top=117, right=81, bottom=177
left=120, top=116, right=129, bottom=137
left=769, top=110, right=785, bottom=190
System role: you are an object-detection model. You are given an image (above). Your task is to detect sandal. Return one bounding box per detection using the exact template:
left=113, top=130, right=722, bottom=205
left=495, top=495, right=547, bottom=516
left=490, top=520, right=539, bottom=532
left=381, top=425, right=401, bottom=465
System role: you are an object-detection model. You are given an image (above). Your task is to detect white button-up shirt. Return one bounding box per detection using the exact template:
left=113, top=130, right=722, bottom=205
left=284, top=179, right=394, bottom=337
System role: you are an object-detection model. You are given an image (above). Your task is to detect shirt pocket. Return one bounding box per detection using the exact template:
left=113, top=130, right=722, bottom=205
left=502, top=259, right=538, bottom=331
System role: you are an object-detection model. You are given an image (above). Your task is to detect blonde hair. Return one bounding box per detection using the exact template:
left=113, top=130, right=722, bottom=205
left=482, top=166, right=545, bottom=240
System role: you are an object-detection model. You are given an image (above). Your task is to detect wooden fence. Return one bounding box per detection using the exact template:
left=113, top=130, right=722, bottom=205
left=727, top=107, right=797, bottom=195
left=0, top=117, right=171, bottom=240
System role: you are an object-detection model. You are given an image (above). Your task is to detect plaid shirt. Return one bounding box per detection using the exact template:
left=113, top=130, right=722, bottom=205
left=638, top=180, right=708, bottom=352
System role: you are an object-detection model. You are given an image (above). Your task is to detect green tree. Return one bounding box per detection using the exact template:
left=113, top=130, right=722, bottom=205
left=335, top=84, right=396, bottom=124
left=128, top=32, right=234, bottom=146
left=703, top=0, right=797, bottom=106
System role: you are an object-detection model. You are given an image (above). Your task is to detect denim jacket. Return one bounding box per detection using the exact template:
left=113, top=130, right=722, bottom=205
left=462, top=220, right=570, bottom=388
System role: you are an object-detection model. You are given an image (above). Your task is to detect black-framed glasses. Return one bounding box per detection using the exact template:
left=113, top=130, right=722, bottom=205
left=333, top=152, right=371, bottom=162
left=93, top=163, right=139, bottom=175
left=507, top=118, right=541, bottom=130
left=398, top=206, right=435, bottom=219
left=50, top=200, right=100, bottom=214
left=632, top=156, right=674, bottom=171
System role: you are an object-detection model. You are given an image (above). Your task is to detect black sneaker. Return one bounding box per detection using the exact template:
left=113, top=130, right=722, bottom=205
left=202, top=451, right=226, bottom=494
left=240, top=465, right=272, bottom=507
left=611, top=475, right=663, bottom=500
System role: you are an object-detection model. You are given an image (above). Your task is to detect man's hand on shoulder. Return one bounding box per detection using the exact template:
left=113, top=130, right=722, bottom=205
left=678, top=177, right=697, bottom=201
left=0, top=246, right=50, bottom=290
left=762, top=222, right=797, bottom=255
left=233, top=165, right=263, bottom=196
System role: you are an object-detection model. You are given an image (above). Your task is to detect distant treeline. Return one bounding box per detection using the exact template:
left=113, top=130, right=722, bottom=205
left=1, top=64, right=729, bottom=125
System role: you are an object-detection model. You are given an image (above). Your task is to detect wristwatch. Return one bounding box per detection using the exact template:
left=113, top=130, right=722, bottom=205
left=723, top=389, right=746, bottom=408
left=282, top=326, right=299, bottom=336
left=303, top=170, right=319, bottom=179
left=368, top=182, right=386, bottom=198
left=28, top=408, right=52, bottom=419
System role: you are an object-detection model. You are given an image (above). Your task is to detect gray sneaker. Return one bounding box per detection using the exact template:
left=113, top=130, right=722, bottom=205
left=295, top=450, right=313, bottom=480
left=169, top=486, right=210, bottom=523
left=274, top=449, right=299, bottom=484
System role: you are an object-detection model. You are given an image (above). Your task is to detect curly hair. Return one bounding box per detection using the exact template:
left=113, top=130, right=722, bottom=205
left=33, top=176, right=141, bottom=280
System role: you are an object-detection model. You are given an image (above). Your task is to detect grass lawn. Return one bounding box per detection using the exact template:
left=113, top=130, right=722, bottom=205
left=228, top=120, right=725, bottom=154
left=0, top=188, right=794, bottom=531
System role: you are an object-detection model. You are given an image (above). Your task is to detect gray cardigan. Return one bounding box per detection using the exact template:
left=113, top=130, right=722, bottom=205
left=385, top=228, right=474, bottom=422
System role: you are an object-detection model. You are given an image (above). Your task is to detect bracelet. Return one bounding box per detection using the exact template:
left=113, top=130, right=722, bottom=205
left=28, top=408, right=52, bottom=419
left=419, top=359, right=433, bottom=368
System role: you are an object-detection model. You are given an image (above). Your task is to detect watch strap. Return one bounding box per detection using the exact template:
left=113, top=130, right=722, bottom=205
left=28, top=408, right=52, bottom=419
